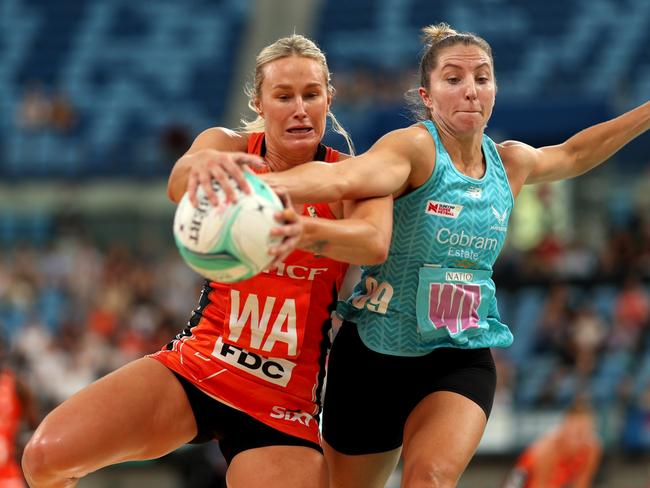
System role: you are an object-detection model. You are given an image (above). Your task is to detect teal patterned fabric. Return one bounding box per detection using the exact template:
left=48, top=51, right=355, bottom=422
left=338, top=121, right=515, bottom=356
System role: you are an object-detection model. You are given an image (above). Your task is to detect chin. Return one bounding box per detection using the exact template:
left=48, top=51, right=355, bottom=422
left=285, top=134, right=320, bottom=149
left=456, top=119, right=486, bottom=134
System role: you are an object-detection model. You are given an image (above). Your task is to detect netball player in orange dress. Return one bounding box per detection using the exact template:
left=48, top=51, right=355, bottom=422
left=0, top=341, right=38, bottom=488
left=502, top=399, right=602, bottom=488
left=21, top=35, right=392, bottom=488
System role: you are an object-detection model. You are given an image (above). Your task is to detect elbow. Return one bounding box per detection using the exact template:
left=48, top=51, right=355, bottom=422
left=369, top=248, right=389, bottom=265
left=365, top=235, right=390, bottom=264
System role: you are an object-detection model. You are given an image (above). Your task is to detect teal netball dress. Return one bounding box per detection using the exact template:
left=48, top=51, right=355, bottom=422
left=338, top=120, right=515, bottom=356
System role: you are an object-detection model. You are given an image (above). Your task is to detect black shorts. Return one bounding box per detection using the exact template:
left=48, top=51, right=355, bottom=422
left=322, top=322, right=497, bottom=455
left=172, top=372, right=322, bottom=464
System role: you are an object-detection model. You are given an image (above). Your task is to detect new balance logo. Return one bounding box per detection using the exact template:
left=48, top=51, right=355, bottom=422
left=465, top=186, right=482, bottom=199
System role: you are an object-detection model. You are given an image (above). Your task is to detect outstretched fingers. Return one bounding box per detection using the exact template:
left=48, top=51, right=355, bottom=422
left=187, top=151, right=265, bottom=207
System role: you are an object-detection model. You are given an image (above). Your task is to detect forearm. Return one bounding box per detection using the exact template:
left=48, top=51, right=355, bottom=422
left=262, top=130, right=416, bottom=203
left=298, top=216, right=388, bottom=265
left=167, top=154, right=193, bottom=203
left=262, top=162, right=347, bottom=204
left=565, top=101, right=650, bottom=176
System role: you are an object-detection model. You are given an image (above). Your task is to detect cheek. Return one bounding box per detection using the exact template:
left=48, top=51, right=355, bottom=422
left=309, top=104, right=329, bottom=126
left=432, top=84, right=462, bottom=103
left=480, top=86, right=496, bottom=101
left=265, top=103, right=293, bottom=123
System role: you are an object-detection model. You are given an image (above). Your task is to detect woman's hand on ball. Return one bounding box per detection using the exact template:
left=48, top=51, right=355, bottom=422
left=186, top=150, right=266, bottom=207
left=267, top=190, right=302, bottom=269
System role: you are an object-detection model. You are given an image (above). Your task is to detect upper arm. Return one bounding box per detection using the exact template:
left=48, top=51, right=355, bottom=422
left=183, top=127, right=248, bottom=155
left=500, top=139, right=576, bottom=186
left=167, top=127, right=248, bottom=201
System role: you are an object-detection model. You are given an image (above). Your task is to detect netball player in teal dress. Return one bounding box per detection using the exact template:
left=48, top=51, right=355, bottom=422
left=262, top=23, right=650, bottom=488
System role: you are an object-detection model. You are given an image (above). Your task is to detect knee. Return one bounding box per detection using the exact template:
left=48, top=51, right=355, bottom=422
left=401, top=458, right=459, bottom=488
left=22, top=431, right=72, bottom=486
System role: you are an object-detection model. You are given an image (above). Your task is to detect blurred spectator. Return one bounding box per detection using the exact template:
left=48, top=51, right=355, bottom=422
left=610, top=274, right=650, bottom=351
left=637, top=218, right=650, bottom=277
left=622, top=385, right=650, bottom=452
left=533, top=283, right=573, bottom=357
left=16, top=81, right=52, bottom=131
left=569, top=304, right=608, bottom=377
left=49, top=91, right=77, bottom=134
left=502, top=397, right=602, bottom=488
left=557, top=238, right=600, bottom=281
left=530, top=232, right=565, bottom=278
left=600, top=225, right=638, bottom=280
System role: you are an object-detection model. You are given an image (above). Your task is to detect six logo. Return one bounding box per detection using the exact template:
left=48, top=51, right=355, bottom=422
left=270, top=406, right=313, bottom=427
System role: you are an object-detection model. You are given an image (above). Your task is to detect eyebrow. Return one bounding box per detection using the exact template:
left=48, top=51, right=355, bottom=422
left=441, top=62, right=491, bottom=71
left=271, top=82, right=324, bottom=89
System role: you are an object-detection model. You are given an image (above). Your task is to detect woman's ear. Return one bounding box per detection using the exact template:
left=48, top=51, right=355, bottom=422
left=254, top=98, right=263, bottom=117
left=418, top=87, right=432, bottom=109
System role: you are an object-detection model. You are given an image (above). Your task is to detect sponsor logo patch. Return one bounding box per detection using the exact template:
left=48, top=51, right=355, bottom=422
left=425, top=201, right=463, bottom=218
left=270, top=406, right=313, bottom=427
left=490, top=206, right=508, bottom=232
left=211, top=336, right=295, bottom=386
left=445, top=271, right=474, bottom=282
left=491, top=206, right=507, bottom=225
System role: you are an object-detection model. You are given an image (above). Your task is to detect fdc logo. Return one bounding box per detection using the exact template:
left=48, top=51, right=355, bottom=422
left=211, top=337, right=295, bottom=386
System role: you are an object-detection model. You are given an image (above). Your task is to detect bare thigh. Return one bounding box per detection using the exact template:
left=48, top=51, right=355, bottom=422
left=226, top=446, right=328, bottom=488
left=401, top=391, right=487, bottom=487
left=25, top=357, right=197, bottom=479
left=323, top=440, right=401, bottom=488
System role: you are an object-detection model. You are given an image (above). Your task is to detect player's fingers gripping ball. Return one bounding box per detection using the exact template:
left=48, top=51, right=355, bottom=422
left=174, top=172, right=285, bottom=283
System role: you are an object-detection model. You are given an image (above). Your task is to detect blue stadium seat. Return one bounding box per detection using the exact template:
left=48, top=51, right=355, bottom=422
left=0, top=0, right=250, bottom=177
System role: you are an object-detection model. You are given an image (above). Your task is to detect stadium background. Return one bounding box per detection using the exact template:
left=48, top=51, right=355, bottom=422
left=1, top=0, right=649, bottom=486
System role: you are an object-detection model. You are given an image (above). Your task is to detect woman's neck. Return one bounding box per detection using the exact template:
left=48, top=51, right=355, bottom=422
left=436, top=122, right=485, bottom=177
left=264, top=140, right=318, bottom=172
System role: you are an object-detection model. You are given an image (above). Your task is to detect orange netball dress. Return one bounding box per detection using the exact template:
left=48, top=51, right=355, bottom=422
left=152, top=133, right=347, bottom=444
left=513, top=444, right=592, bottom=487
left=0, top=370, right=23, bottom=484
